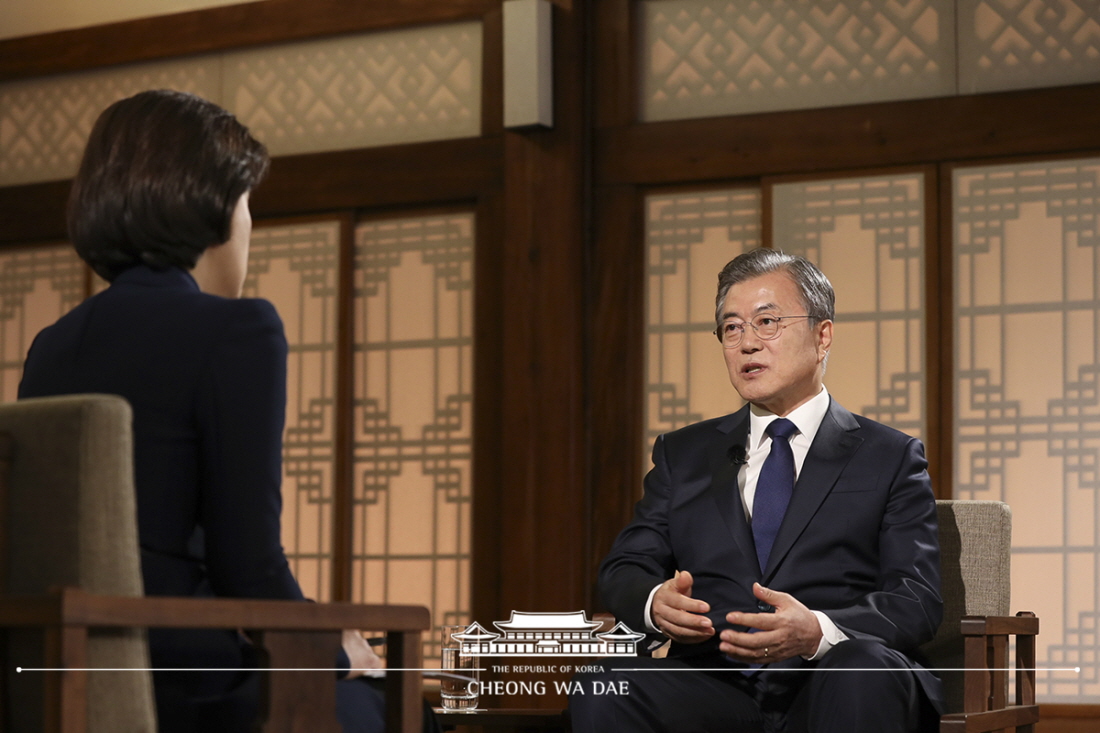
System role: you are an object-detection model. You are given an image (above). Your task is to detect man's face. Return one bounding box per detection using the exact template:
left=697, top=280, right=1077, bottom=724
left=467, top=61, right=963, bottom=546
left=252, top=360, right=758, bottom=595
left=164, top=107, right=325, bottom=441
left=719, top=270, right=832, bottom=416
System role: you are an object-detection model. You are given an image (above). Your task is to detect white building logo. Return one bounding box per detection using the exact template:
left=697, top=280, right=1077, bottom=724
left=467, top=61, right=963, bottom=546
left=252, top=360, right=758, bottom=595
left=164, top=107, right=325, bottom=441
left=451, top=611, right=645, bottom=657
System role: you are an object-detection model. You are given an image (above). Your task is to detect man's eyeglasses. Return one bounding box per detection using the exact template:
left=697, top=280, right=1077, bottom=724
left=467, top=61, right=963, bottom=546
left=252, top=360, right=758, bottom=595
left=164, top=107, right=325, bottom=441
left=713, top=314, right=812, bottom=348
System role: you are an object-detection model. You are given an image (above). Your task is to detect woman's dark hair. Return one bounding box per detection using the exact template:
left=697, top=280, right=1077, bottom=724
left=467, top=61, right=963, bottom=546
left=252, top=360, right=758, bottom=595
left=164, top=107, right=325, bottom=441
left=68, top=90, right=269, bottom=281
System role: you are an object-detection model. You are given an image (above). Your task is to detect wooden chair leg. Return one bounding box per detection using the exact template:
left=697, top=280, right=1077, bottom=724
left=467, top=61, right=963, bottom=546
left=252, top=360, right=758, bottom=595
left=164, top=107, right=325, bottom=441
left=1015, top=612, right=1037, bottom=733
left=385, top=630, right=423, bottom=733
left=256, top=630, right=343, bottom=733
left=1016, top=618, right=1036, bottom=705
left=963, top=634, right=989, bottom=714
left=45, top=625, right=88, bottom=733
left=989, top=634, right=1008, bottom=711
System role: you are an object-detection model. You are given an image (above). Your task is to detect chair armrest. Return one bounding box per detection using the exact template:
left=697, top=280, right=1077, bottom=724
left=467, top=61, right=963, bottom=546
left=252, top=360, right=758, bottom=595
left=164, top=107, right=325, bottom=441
left=592, top=612, right=615, bottom=633
left=939, top=611, right=1040, bottom=732
left=5, top=587, right=430, bottom=632
left=959, top=614, right=1038, bottom=638
left=0, top=588, right=429, bottom=733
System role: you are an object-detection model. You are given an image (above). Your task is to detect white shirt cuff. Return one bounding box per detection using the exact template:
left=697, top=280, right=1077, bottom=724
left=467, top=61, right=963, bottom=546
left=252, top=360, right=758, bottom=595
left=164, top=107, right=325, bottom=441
left=805, top=611, right=848, bottom=660
left=643, top=583, right=663, bottom=633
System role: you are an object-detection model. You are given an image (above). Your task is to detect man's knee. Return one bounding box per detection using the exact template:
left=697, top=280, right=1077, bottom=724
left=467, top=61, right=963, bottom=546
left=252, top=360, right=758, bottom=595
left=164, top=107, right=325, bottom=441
left=817, top=638, right=910, bottom=670
left=568, top=657, right=763, bottom=733
left=567, top=661, right=634, bottom=727
left=786, top=641, right=928, bottom=733
left=811, top=639, right=919, bottom=703
left=569, top=663, right=624, bottom=697
left=791, top=639, right=924, bottom=732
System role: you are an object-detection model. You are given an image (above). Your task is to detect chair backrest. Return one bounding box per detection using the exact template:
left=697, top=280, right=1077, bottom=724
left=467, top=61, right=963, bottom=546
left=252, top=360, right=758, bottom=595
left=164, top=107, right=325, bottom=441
left=921, top=499, right=1012, bottom=714
left=0, top=394, right=156, bottom=732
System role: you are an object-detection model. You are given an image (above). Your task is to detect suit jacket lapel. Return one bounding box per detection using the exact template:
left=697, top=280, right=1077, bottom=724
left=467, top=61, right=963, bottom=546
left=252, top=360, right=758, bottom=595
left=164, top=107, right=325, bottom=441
left=705, top=407, right=761, bottom=575
left=762, top=399, right=863, bottom=581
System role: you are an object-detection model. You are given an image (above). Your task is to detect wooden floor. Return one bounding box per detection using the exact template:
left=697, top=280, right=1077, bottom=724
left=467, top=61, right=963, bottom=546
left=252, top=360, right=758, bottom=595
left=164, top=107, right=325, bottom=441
left=1037, top=705, right=1100, bottom=733
left=436, top=705, right=1100, bottom=733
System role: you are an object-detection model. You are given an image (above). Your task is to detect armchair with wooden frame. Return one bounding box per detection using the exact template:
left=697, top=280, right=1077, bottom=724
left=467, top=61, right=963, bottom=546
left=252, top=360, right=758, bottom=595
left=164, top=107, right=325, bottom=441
left=928, top=500, right=1039, bottom=733
left=0, top=393, right=429, bottom=733
left=436, top=501, right=1042, bottom=733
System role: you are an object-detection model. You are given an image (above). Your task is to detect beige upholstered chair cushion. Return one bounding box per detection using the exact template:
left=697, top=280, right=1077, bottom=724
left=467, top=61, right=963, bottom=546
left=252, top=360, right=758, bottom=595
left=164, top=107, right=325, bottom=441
left=922, top=500, right=1012, bottom=714
left=0, top=394, right=156, bottom=732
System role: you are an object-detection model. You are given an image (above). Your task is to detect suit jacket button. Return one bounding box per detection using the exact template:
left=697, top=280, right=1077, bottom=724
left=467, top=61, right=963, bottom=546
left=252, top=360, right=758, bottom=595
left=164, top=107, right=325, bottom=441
left=757, top=601, right=775, bottom=612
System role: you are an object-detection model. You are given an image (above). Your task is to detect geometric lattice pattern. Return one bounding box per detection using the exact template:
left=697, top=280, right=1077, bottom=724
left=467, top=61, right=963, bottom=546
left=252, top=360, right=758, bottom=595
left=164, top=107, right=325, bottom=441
left=352, top=213, right=474, bottom=664
left=959, top=0, right=1100, bottom=93
left=0, top=23, right=482, bottom=186
left=640, top=0, right=1100, bottom=122
left=641, top=0, right=956, bottom=121
left=0, top=59, right=219, bottom=186
left=244, top=220, right=342, bottom=602
left=955, top=157, right=1100, bottom=701
left=0, top=244, right=86, bottom=402
left=227, top=23, right=481, bottom=155
left=644, top=188, right=761, bottom=467
left=772, top=173, right=926, bottom=440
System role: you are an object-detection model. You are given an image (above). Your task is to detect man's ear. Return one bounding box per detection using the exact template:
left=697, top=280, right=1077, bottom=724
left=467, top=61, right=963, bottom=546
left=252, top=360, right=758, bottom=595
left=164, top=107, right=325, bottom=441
left=817, top=319, right=833, bottom=361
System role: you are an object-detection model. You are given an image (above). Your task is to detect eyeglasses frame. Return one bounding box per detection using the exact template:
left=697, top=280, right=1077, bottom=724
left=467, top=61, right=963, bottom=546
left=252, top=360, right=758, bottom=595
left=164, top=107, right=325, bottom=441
left=713, top=314, right=813, bottom=349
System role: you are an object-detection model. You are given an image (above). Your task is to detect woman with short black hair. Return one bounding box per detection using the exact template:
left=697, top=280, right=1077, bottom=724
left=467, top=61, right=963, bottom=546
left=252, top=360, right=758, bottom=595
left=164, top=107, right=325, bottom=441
left=21, top=89, right=437, bottom=733
left=69, top=89, right=268, bottom=284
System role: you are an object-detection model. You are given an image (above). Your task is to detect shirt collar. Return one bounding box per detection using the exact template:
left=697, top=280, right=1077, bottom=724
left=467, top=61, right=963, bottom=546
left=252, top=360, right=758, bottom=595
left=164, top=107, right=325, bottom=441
left=748, top=386, right=831, bottom=448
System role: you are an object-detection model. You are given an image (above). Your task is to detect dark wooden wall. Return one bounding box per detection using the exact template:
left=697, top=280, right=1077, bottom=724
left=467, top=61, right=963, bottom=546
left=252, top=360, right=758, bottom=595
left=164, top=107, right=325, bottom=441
left=2, top=0, right=1099, bottom=722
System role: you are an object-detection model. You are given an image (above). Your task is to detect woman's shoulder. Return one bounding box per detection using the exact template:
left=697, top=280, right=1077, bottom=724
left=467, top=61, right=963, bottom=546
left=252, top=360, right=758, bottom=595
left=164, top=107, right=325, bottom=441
left=197, top=296, right=286, bottom=354
left=205, top=294, right=281, bottom=323
left=110, top=267, right=281, bottom=324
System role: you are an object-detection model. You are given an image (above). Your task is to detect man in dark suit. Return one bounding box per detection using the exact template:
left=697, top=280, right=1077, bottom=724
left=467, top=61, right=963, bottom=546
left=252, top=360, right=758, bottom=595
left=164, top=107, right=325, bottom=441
left=569, top=248, right=942, bottom=732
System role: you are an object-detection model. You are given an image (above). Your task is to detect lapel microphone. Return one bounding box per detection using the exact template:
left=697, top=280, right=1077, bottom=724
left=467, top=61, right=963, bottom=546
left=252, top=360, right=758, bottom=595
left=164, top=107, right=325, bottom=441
left=727, top=443, right=748, bottom=466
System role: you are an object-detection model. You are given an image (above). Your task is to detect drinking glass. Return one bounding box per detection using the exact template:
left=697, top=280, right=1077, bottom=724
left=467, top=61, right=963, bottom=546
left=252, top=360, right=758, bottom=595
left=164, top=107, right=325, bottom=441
left=440, top=624, right=479, bottom=710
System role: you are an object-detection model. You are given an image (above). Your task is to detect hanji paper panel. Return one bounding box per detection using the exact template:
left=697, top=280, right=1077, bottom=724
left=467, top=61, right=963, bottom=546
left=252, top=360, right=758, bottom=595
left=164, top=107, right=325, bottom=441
left=352, top=212, right=474, bottom=663
left=245, top=220, right=341, bottom=602
left=955, top=157, right=1100, bottom=701
left=772, top=173, right=927, bottom=440
left=645, top=188, right=761, bottom=467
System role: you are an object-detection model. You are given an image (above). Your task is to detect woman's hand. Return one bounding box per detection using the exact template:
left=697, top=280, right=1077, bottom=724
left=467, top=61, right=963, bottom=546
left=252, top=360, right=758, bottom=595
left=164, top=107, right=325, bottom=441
left=342, top=630, right=385, bottom=679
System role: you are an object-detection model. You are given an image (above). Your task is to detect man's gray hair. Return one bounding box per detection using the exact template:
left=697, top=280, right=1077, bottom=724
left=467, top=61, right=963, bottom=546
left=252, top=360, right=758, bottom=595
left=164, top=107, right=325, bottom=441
left=715, top=248, right=835, bottom=327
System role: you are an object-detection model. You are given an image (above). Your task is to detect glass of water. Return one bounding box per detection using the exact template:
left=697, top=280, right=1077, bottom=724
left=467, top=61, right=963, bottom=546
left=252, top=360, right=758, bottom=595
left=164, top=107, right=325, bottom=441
left=440, top=624, right=479, bottom=711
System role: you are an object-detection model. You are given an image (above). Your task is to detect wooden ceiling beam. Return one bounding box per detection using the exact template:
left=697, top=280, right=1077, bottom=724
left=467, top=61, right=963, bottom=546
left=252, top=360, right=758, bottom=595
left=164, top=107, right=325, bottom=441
left=0, top=0, right=495, bottom=82
left=596, top=83, right=1100, bottom=185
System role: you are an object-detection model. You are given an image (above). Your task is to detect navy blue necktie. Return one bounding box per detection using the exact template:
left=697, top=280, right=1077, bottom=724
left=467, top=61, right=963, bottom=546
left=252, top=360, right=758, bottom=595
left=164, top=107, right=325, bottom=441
left=753, top=418, right=798, bottom=574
